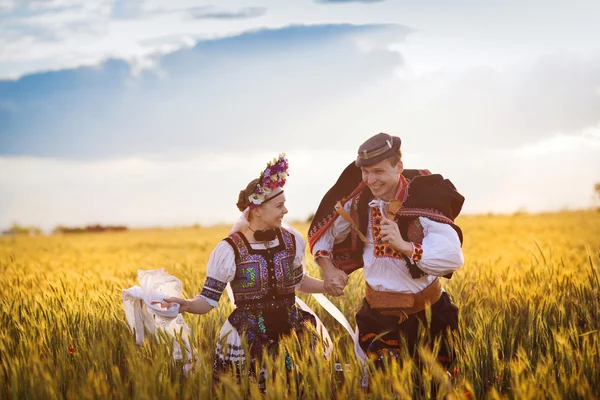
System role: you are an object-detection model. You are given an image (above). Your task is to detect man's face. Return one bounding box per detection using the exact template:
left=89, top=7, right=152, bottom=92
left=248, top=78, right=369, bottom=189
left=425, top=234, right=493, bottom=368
left=361, top=158, right=402, bottom=201
left=257, top=190, right=288, bottom=229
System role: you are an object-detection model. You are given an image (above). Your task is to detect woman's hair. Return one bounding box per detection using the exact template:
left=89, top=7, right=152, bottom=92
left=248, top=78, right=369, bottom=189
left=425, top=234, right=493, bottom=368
left=236, top=178, right=260, bottom=212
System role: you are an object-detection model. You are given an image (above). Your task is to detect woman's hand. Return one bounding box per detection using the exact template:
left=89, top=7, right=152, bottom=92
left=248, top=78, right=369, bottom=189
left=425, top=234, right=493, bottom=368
left=316, top=258, right=348, bottom=296
left=162, top=297, right=191, bottom=313
left=297, top=275, right=327, bottom=294
left=158, top=296, right=214, bottom=315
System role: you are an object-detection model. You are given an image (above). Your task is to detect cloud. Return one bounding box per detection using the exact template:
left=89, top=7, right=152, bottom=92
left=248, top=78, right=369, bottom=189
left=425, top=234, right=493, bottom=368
left=0, top=1, right=272, bottom=79
left=0, top=0, right=83, bottom=17
left=513, top=123, right=600, bottom=157
left=109, top=2, right=267, bottom=21
left=111, top=0, right=142, bottom=20
left=0, top=1, right=97, bottom=47
left=2, top=21, right=600, bottom=228
left=0, top=0, right=15, bottom=12
left=0, top=149, right=352, bottom=230
left=2, top=25, right=599, bottom=163
left=3, top=0, right=600, bottom=81
left=187, top=6, right=266, bottom=20
left=354, top=52, right=600, bottom=152
left=318, top=0, right=385, bottom=3
left=0, top=1, right=112, bottom=78
left=0, top=23, right=409, bottom=158
left=2, top=128, right=599, bottom=230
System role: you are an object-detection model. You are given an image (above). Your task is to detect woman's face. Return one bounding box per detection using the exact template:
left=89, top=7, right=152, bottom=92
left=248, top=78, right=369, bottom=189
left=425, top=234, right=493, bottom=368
left=256, top=190, right=288, bottom=229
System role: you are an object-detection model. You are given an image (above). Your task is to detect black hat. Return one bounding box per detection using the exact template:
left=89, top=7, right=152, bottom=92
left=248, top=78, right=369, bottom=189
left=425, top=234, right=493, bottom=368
left=355, top=133, right=401, bottom=167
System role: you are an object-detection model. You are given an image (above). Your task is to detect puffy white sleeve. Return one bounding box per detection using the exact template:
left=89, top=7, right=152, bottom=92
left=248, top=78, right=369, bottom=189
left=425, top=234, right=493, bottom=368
left=285, top=224, right=309, bottom=289
left=311, top=201, right=353, bottom=260
left=415, top=217, right=464, bottom=276
left=197, top=240, right=237, bottom=308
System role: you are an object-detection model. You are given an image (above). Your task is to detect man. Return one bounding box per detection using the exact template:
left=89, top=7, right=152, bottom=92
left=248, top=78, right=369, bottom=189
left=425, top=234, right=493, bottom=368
left=308, top=132, right=464, bottom=368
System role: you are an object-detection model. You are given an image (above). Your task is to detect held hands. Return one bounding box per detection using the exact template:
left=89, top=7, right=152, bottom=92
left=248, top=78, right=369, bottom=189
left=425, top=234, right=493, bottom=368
left=379, top=214, right=413, bottom=256
left=323, top=266, right=348, bottom=297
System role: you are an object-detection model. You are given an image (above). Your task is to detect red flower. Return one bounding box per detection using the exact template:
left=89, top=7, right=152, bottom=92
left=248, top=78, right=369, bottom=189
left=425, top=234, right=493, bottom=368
left=69, top=345, right=76, bottom=355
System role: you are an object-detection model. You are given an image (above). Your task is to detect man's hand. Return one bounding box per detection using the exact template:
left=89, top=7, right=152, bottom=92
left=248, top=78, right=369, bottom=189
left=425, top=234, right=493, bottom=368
left=318, top=258, right=349, bottom=296
left=380, top=216, right=413, bottom=256
left=324, top=267, right=348, bottom=296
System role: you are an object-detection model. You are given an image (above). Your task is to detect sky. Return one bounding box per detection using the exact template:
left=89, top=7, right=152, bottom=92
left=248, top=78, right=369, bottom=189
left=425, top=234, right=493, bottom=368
left=1, top=0, right=600, bottom=231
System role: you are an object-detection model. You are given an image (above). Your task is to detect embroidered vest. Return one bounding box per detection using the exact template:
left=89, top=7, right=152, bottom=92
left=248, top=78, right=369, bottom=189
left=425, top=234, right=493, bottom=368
left=224, top=228, right=302, bottom=305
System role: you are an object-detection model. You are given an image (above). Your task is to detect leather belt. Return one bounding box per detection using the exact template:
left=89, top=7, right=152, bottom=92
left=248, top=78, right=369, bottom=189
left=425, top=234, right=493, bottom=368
left=365, top=278, right=442, bottom=323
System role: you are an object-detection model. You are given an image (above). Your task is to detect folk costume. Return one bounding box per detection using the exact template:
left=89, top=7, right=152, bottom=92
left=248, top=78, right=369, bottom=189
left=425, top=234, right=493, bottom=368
left=197, top=154, right=329, bottom=389
left=308, top=133, right=465, bottom=368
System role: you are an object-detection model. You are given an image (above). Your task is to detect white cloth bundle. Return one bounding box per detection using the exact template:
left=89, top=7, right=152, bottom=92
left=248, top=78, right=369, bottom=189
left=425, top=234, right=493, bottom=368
left=122, top=268, right=193, bottom=368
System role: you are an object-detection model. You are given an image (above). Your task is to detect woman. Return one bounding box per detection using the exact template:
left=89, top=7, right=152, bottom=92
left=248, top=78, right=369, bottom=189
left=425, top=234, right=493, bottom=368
left=165, top=154, right=328, bottom=389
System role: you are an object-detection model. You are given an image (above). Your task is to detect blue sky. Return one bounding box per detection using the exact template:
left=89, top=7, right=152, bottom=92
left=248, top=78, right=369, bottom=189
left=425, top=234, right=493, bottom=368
left=1, top=0, right=600, bottom=230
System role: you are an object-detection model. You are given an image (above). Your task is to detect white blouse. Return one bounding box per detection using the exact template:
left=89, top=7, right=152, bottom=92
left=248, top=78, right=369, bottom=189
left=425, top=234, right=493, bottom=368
left=312, top=200, right=464, bottom=293
left=198, top=227, right=307, bottom=308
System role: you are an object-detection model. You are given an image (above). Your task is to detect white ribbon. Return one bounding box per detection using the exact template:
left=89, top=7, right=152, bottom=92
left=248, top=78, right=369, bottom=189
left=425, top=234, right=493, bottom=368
left=368, top=198, right=389, bottom=220
left=311, top=294, right=366, bottom=362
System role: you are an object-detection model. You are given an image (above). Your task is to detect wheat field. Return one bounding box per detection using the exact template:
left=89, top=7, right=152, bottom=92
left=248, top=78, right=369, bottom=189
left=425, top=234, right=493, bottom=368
left=1, top=210, right=599, bottom=399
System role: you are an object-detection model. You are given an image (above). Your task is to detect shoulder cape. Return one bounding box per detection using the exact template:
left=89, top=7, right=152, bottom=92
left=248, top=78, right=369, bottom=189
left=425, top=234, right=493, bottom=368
left=308, top=162, right=464, bottom=275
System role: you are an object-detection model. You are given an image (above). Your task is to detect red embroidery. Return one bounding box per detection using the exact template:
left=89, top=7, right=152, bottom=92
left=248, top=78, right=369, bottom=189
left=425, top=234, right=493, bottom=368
left=370, top=175, right=411, bottom=260
left=412, top=243, right=423, bottom=261
left=371, top=206, right=404, bottom=260
left=314, top=249, right=333, bottom=260
left=393, top=174, right=410, bottom=203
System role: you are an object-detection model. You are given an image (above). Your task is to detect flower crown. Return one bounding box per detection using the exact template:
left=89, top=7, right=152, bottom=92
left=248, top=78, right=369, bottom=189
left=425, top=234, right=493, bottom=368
left=248, top=153, right=289, bottom=208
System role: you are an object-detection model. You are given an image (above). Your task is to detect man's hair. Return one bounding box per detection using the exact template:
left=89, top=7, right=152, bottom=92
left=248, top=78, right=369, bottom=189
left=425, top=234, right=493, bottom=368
left=386, top=149, right=402, bottom=166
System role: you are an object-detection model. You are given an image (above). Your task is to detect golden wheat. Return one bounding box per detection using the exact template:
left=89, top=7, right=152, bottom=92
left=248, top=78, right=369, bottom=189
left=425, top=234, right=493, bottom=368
left=1, top=210, right=599, bottom=399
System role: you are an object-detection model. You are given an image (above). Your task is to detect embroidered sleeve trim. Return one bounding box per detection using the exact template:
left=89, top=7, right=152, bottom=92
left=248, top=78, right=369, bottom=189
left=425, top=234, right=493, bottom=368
left=314, top=249, right=333, bottom=260
left=200, top=277, right=227, bottom=302
left=293, top=268, right=304, bottom=286
left=411, top=243, right=424, bottom=262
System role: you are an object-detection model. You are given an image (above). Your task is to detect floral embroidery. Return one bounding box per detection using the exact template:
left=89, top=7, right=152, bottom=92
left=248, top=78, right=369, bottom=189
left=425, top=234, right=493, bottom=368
left=200, top=277, right=227, bottom=302
left=412, top=243, right=424, bottom=262
left=314, top=249, right=333, bottom=260
left=371, top=206, right=404, bottom=260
